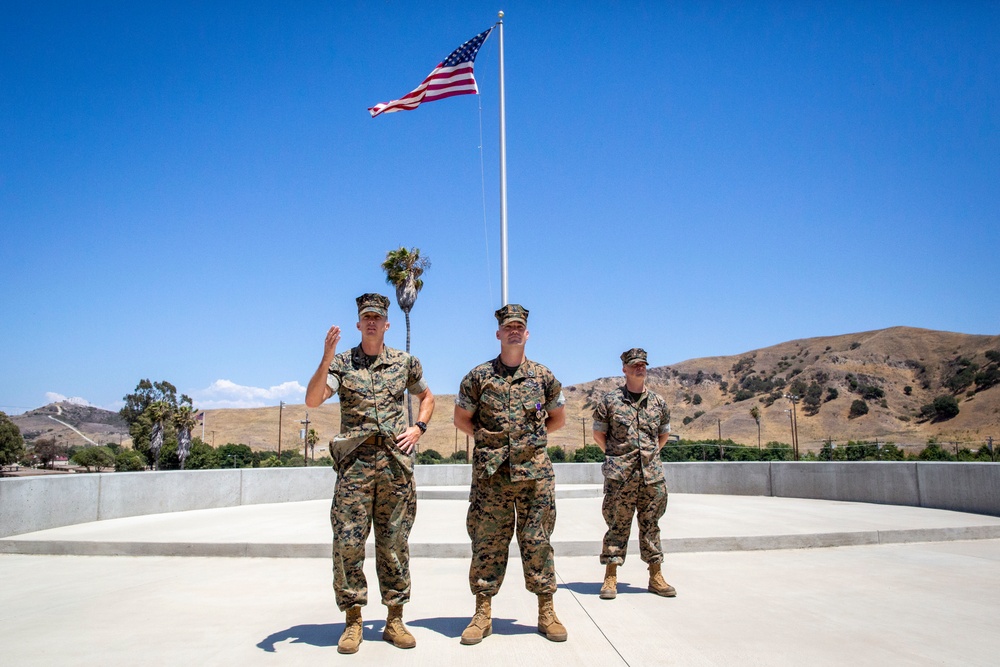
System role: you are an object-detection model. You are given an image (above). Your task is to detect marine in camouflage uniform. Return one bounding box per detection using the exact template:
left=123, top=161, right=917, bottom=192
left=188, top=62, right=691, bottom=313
left=592, top=348, right=676, bottom=599
left=454, top=304, right=569, bottom=645
left=305, top=293, right=435, bottom=654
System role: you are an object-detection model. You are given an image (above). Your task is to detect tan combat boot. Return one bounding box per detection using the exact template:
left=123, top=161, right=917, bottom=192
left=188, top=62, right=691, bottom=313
left=537, top=593, right=567, bottom=642
left=338, top=606, right=363, bottom=654
left=648, top=561, right=677, bottom=597
left=600, top=563, right=618, bottom=600
left=383, top=604, right=416, bottom=649
left=460, top=593, right=492, bottom=645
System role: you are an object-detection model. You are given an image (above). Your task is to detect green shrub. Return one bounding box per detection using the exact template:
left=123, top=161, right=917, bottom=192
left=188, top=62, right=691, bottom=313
left=416, top=448, right=443, bottom=465
left=217, top=443, right=255, bottom=468
left=921, top=395, right=960, bottom=422
left=71, top=446, right=116, bottom=472
left=917, top=443, right=954, bottom=461
left=546, top=446, right=566, bottom=462
left=114, top=449, right=147, bottom=472
left=975, top=366, right=1000, bottom=390
left=859, top=385, right=884, bottom=400
left=849, top=400, right=869, bottom=419
left=573, top=445, right=605, bottom=463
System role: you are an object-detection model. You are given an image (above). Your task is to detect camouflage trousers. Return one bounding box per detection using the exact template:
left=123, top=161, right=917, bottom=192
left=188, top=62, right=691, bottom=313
left=330, top=443, right=416, bottom=611
left=600, top=471, right=668, bottom=566
left=467, top=464, right=557, bottom=596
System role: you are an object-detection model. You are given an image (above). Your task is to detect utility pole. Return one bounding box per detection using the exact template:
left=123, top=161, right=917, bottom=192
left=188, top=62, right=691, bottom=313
left=278, top=401, right=285, bottom=456
left=785, top=394, right=800, bottom=460
left=300, top=412, right=311, bottom=467
left=581, top=417, right=587, bottom=446
left=785, top=410, right=794, bottom=460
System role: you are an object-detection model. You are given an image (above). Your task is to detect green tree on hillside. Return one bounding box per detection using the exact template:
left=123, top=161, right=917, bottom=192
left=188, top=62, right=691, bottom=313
left=0, top=411, right=26, bottom=468
left=381, top=246, right=430, bottom=425
left=920, top=395, right=960, bottom=422
left=749, top=405, right=761, bottom=450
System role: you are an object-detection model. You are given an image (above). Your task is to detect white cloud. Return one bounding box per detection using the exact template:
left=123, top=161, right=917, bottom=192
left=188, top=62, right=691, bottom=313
left=190, top=379, right=306, bottom=409
left=45, top=392, right=93, bottom=407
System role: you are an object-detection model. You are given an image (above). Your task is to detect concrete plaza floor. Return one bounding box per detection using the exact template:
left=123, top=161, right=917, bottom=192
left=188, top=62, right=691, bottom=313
left=3, top=492, right=1000, bottom=665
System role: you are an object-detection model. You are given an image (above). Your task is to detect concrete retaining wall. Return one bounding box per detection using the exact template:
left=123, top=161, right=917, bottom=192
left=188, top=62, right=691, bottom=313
left=3, top=461, right=999, bottom=538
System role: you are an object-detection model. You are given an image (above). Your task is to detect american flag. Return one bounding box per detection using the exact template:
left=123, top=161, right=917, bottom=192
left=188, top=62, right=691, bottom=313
left=368, top=27, right=493, bottom=118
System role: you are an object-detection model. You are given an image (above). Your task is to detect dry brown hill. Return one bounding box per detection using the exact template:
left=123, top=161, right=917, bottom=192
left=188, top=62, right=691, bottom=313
left=562, top=326, right=1000, bottom=453
left=11, top=402, right=130, bottom=449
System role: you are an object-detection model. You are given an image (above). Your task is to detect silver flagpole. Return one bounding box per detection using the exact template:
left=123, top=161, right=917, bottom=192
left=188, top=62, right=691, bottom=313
left=497, top=11, right=509, bottom=306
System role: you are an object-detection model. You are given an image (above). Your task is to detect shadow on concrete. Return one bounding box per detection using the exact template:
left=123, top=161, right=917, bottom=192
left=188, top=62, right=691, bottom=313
left=256, top=623, right=338, bottom=652
left=560, top=580, right=648, bottom=596
left=408, top=616, right=536, bottom=639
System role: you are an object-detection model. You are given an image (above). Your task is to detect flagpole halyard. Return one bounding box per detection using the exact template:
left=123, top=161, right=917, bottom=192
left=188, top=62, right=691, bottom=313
left=497, top=11, right=509, bottom=306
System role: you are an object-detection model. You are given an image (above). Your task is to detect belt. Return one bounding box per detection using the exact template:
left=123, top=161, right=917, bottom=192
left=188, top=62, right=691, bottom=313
left=361, top=434, right=392, bottom=446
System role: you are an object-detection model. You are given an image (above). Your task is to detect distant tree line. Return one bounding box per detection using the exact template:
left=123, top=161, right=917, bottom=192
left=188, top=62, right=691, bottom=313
left=395, top=440, right=998, bottom=464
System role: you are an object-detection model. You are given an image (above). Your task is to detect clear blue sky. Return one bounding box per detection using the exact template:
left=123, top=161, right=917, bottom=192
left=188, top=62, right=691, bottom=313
left=2, top=1, right=998, bottom=414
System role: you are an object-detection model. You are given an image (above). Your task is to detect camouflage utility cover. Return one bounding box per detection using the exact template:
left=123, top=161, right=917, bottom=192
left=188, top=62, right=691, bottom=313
left=620, top=347, right=648, bottom=366
left=327, top=344, right=427, bottom=472
left=456, top=357, right=565, bottom=481
left=592, top=385, right=670, bottom=484
left=494, top=303, right=529, bottom=326
left=356, top=292, right=390, bottom=317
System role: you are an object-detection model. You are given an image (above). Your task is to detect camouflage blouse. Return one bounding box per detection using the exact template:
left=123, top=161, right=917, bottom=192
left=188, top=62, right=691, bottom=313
left=327, top=344, right=427, bottom=472
left=592, top=385, right=670, bottom=484
left=456, top=357, right=565, bottom=481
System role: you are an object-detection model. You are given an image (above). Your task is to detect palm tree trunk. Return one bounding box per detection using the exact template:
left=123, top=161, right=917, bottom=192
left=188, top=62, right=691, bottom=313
left=405, top=310, right=413, bottom=426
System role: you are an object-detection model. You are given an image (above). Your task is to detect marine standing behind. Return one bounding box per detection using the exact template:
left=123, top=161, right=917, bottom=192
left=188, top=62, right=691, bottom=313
left=453, top=304, right=568, bottom=645
left=591, top=347, right=676, bottom=600
left=305, top=293, right=435, bottom=655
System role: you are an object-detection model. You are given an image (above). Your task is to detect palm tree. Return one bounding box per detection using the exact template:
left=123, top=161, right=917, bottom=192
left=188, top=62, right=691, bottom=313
left=381, top=246, right=431, bottom=425
left=749, top=405, right=762, bottom=451
left=147, top=400, right=171, bottom=470
left=174, top=406, right=197, bottom=470
left=306, top=428, right=319, bottom=463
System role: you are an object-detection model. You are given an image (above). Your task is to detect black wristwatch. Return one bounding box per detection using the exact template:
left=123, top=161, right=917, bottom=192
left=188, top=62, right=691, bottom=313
left=415, top=421, right=428, bottom=433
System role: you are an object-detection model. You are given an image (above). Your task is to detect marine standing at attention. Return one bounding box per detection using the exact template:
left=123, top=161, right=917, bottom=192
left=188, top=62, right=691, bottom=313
left=591, top=347, right=676, bottom=600
left=453, top=304, right=568, bottom=645
left=305, top=293, right=435, bottom=655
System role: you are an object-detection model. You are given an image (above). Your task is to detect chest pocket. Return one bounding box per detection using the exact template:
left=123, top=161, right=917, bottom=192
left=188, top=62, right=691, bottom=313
left=376, top=364, right=408, bottom=401
left=340, top=370, right=373, bottom=402
left=637, top=409, right=660, bottom=441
